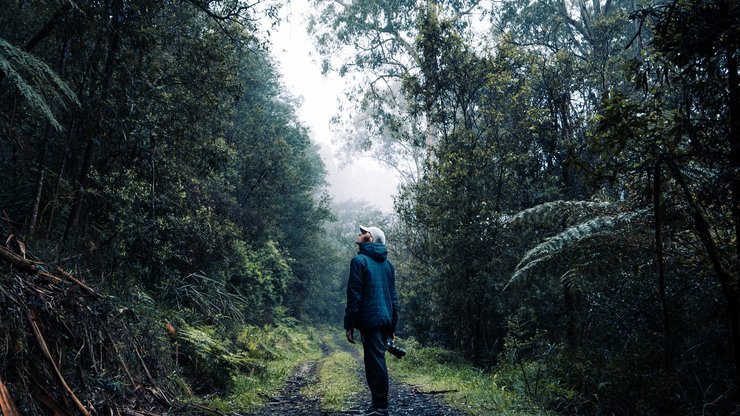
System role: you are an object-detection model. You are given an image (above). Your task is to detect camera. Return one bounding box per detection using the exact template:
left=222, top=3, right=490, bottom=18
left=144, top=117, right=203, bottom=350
left=385, top=337, right=406, bottom=358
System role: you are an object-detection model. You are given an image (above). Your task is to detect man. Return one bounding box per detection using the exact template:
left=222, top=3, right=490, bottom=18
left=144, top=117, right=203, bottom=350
left=344, top=225, right=399, bottom=416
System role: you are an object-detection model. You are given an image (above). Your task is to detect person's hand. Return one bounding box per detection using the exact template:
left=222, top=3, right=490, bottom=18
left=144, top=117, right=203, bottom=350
left=346, top=329, right=356, bottom=344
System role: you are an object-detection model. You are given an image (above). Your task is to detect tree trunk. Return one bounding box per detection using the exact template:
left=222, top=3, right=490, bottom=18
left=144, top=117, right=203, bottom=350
left=563, top=281, right=578, bottom=349
left=48, top=119, right=75, bottom=234
left=726, top=46, right=740, bottom=403
left=653, top=157, right=672, bottom=371
left=0, top=246, right=37, bottom=274
left=63, top=135, right=95, bottom=240
left=668, top=158, right=740, bottom=400
left=29, top=165, right=46, bottom=238
left=29, top=122, right=54, bottom=238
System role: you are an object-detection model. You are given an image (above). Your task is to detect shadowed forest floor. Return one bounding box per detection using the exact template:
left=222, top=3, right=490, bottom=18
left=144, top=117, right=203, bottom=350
left=247, top=334, right=466, bottom=416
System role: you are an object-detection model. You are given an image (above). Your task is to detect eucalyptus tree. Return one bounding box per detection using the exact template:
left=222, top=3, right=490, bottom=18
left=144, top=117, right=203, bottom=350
left=478, top=0, right=660, bottom=363
left=307, top=0, right=486, bottom=182
left=493, top=0, right=641, bottom=199
left=394, top=5, right=571, bottom=360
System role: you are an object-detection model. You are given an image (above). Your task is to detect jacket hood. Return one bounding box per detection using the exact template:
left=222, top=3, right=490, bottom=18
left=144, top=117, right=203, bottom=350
left=358, top=242, right=388, bottom=261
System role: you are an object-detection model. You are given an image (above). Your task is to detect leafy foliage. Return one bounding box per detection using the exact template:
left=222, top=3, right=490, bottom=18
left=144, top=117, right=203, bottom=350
left=0, top=37, right=79, bottom=130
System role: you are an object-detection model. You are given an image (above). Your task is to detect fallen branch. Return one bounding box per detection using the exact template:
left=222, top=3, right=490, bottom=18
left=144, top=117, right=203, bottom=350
left=0, top=244, right=103, bottom=299
left=132, top=342, right=171, bottom=406
left=0, top=377, right=21, bottom=416
left=0, top=285, right=20, bottom=305
left=37, top=270, right=63, bottom=284
left=56, top=267, right=101, bottom=298
left=27, top=308, right=92, bottom=416
left=188, top=402, right=227, bottom=416
left=29, top=376, right=72, bottom=416
left=0, top=246, right=37, bottom=274
left=106, top=330, right=136, bottom=386
left=412, top=387, right=459, bottom=395
left=123, top=409, right=165, bottom=416
left=133, top=342, right=157, bottom=387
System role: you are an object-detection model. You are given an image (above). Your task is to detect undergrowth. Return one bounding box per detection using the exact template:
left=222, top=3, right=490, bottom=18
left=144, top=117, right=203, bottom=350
left=176, top=322, right=322, bottom=413
left=387, top=337, right=552, bottom=416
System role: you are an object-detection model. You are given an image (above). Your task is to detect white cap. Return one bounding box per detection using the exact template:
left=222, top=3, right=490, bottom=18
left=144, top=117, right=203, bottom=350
left=359, top=225, right=386, bottom=244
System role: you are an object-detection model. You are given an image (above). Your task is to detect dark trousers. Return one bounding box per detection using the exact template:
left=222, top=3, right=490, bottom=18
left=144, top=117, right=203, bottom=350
left=361, top=329, right=389, bottom=409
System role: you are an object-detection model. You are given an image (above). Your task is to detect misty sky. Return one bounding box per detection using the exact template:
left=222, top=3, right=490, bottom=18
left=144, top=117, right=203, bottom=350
left=267, top=1, right=400, bottom=213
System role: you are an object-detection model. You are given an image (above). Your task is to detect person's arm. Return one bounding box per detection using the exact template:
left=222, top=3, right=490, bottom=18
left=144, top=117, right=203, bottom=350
left=343, top=256, right=364, bottom=335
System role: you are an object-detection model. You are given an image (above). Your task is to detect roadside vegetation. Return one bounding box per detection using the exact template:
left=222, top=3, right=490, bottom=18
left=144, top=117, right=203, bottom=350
left=195, top=323, right=323, bottom=413
left=388, top=338, right=551, bottom=416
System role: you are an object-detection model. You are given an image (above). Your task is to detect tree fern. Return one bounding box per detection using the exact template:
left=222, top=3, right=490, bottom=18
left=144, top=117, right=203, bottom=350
left=505, top=200, right=616, bottom=228
left=162, top=272, right=249, bottom=322
left=507, top=209, right=651, bottom=286
left=0, top=37, right=79, bottom=131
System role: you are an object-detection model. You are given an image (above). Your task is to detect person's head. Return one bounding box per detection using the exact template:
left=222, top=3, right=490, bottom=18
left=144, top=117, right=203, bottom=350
left=356, top=225, right=386, bottom=245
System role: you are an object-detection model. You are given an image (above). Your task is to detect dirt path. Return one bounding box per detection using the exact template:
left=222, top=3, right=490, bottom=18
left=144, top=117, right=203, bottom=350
left=247, top=335, right=466, bottom=416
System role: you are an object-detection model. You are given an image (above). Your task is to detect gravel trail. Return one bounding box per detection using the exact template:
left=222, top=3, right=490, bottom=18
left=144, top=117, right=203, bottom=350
left=247, top=335, right=466, bottom=416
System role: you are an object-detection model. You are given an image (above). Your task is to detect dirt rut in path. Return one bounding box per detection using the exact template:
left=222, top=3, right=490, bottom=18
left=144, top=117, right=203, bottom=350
left=246, top=342, right=329, bottom=416
left=247, top=334, right=467, bottom=415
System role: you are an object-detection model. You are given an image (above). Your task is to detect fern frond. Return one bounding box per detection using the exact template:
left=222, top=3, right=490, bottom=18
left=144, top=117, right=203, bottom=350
left=0, top=37, right=80, bottom=131
left=505, top=200, right=616, bottom=228
left=504, top=254, right=555, bottom=290
left=164, top=272, right=249, bottom=322
left=508, top=209, right=650, bottom=286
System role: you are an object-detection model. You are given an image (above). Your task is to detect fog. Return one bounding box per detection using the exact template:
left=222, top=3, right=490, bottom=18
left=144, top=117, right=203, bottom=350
left=269, top=1, right=400, bottom=213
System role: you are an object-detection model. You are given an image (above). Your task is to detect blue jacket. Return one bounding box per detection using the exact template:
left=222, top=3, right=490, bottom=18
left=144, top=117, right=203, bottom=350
left=343, top=242, right=399, bottom=332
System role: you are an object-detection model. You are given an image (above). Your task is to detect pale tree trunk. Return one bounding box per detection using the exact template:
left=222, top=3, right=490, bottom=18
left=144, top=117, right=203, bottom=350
left=29, top=156, right=46, bottom=238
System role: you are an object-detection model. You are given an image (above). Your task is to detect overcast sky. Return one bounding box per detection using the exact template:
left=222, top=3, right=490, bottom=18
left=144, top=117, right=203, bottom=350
left=266, top=1, right=400, bottom=213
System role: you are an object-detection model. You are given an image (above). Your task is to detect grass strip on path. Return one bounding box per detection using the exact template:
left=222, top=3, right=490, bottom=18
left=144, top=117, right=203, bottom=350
left=302, top=331, right=365, bottom=413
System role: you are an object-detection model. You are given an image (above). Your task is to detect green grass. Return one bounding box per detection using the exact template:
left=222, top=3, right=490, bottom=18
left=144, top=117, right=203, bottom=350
left=302, top=332, right=365, bottom=412
left=202, top=324, right=323, bottom=413
left=387, top=338, right=552, bottom=416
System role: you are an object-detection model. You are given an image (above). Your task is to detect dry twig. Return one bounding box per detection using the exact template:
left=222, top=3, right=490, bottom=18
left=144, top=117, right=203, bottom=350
left=27, top=308, right=92, bottom=416
left=0, top=377, right=21, bottom=416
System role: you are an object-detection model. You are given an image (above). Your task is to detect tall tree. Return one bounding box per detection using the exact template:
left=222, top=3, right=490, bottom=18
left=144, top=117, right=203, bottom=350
left=308, top=0, right=486, bottom=181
